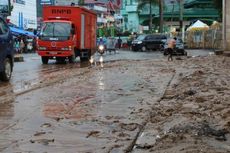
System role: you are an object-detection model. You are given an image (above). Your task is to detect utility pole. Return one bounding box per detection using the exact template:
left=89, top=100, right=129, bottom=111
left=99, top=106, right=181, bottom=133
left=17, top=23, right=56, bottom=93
left=159, top=0, right=164, bottom=33
left=169, top=0, right=175, bottom=37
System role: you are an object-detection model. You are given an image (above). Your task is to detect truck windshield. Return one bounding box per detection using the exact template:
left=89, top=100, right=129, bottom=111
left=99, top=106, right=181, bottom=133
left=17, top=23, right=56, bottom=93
left=40, top=22, right=71, bottom=41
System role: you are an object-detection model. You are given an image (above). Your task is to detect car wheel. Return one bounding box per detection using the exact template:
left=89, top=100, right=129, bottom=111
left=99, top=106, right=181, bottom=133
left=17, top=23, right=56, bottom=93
left=131, top=47, right=136, bottom=51
left=0, top=58, right=12, bottom=81
left=141, top=46, right=147, bottom=52
left=42, top=57, right=49, bottom=64
left=160, top=46, right=164, bottom=52
left=184, top=51, right=187, bottom=56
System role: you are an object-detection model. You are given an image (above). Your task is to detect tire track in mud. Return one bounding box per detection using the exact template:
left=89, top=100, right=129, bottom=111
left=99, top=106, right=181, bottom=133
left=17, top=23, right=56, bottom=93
left=15, top=69, right=91, bottom=96
left=0, top=60, right=140, bottom=131
left=14, top=59, right=153, bottom=97
left=125, top=71, right=176, bottom=153
left=0, top=68, right=91, bottom=133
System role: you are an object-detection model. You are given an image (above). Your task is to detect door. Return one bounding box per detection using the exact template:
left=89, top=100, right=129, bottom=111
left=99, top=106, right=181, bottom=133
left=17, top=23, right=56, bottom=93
left=144, top=35, right=152, bottom=49
left=80, top=14, right=85, bottom=49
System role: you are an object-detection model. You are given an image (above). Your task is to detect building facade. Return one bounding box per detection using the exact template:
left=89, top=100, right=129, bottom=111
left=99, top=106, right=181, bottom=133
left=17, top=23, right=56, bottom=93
left=120, top=0, right=139, bottom=32
left=9, top=0, right=37, bottom=29
left=121, top=0, right=220, bottom=33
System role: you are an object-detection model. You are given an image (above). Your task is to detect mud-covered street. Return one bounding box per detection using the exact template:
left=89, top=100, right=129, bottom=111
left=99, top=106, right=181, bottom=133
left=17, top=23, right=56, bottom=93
left=1, top=50, right=229, bottom=153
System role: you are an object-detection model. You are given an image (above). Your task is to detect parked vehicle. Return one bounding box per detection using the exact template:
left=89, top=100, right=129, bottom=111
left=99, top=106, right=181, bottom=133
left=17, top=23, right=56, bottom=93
left=36, top=6, right=97, bottom=64
left=131, top=34, right=167, bottom=51
left=0, top=16, right=14, bottom=81
left=163, top=38, right=187, bottom=56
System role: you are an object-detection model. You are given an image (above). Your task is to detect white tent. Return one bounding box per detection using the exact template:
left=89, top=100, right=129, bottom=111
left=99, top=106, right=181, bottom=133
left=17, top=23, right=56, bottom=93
left=187, top=20, right=209, bottom=31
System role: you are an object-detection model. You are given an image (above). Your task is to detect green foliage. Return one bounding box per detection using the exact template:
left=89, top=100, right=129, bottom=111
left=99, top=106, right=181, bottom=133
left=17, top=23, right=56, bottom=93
left=78, top=0, right=85, bottom=5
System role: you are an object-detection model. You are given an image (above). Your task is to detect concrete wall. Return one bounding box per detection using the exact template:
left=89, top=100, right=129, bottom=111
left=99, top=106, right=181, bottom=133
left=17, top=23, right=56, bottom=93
left=225, top=0, right=230, bottom=50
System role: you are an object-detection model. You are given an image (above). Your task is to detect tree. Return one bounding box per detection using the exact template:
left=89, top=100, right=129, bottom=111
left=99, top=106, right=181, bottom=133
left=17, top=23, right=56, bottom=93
left=159, top=0, right=164, bottom=33
left=78, top=0, right=85, bottom=6
left=138, top=0, right=164, bottom=33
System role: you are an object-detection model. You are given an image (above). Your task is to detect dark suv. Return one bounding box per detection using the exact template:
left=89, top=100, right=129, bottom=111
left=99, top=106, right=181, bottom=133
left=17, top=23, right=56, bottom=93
left=131, top=34, right=167, bottom=51
left=0, top=16, right=14, bottom=81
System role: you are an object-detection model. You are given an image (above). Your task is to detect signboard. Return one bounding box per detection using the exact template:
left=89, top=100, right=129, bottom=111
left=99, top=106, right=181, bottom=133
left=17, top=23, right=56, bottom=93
left=0, top=0, right=9, bottom=15
left=40, top=0, right=52, bottom=5
left=143, top=26, right=149, bottom=31
left=15, top=0, right=25, bottom=5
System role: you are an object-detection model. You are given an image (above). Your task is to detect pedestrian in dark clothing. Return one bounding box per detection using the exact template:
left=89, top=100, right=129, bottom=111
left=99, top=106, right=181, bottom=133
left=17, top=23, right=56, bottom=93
left=167, top=38, right=176, bottom=61
left=117, top=37, right=122, bottom=49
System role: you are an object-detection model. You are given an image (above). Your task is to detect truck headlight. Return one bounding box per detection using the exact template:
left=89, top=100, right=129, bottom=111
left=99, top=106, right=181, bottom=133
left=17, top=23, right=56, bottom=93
left=61, top=46, right=72, bottom=51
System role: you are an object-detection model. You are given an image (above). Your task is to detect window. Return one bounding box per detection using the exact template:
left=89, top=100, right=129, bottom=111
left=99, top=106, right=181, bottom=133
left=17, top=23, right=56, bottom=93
left=40, top=22, right=71, bottom=41
left=150, top=35, right=157, bottom=40
left=0, top=18, right=9, bottom=35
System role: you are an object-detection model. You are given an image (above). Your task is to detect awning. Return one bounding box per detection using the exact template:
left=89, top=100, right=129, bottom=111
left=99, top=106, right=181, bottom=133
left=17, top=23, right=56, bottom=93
left=9, top=27, right=35, bottom=37
left=187, top=20, right=209, bottom=31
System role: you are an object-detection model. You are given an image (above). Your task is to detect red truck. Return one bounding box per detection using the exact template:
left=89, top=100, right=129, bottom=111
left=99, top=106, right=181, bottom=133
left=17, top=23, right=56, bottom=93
left=36, top=6, right=97, bottom=64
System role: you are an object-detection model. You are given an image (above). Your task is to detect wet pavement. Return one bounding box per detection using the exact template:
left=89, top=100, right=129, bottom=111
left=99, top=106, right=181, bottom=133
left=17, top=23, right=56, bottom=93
left=0, top=49, right=219, bottom=153
left=3, top=49, right=212, bottom=94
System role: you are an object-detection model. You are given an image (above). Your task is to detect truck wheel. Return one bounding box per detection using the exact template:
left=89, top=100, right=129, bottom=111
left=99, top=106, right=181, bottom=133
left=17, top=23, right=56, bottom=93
left=69, top=54, right=76, bottom=63
left=42, top=57, right=49, bottom=64
left=0, top=58, right=12, bottom=81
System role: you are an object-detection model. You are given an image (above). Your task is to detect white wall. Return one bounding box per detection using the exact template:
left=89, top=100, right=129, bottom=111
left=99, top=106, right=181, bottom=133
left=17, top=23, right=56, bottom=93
left=9, top=0, right=37, bottom=29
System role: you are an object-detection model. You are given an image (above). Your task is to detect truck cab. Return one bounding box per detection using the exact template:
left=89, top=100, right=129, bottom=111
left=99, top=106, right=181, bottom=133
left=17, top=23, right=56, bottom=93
left=0, top=16, right=14, bottom=81
left=37, top=20, right=76, bottom=64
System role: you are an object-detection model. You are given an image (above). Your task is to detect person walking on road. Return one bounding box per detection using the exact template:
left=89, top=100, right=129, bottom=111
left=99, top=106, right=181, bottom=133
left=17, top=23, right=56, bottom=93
left=167, top=38, right=176, bottom=61
left=117, top=37, right=122, bottom=49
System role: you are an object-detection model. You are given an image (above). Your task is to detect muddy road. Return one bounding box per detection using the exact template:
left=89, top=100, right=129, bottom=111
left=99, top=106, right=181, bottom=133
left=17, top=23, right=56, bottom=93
left=1, top=50, right=228, bottom=153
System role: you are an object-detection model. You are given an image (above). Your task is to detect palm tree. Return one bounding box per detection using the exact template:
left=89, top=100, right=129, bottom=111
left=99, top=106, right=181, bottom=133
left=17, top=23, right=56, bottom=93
left=138, top=0, right=164, bottom=33
left=159, top=0, right=164, bottom=33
